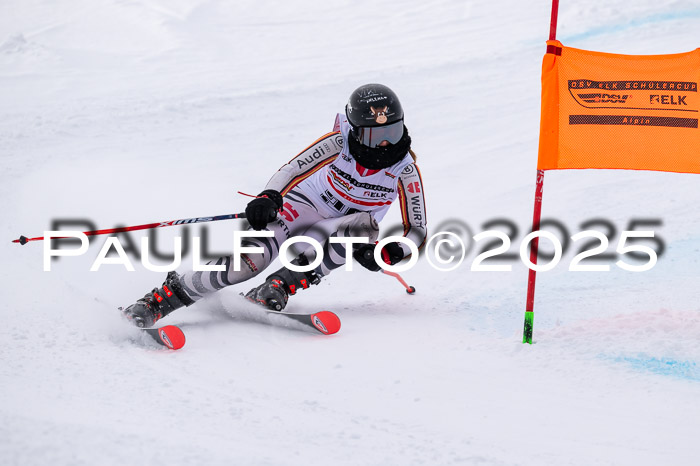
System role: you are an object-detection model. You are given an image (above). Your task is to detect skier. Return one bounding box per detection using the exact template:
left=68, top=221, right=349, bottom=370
left=122, top=83, right=427, bottom=328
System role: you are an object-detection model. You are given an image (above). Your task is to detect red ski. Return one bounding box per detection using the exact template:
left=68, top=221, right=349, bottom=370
left=265, top=309, right=341, bottom=335
left=141, top=325, right=186, bottom=350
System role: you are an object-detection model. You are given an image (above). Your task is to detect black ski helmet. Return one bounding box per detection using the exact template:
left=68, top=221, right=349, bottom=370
left=345, top=83, right=411, bottom=169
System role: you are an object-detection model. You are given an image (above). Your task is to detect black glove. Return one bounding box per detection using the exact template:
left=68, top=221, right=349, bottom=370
left=245, top=189, right=283, bottom=230
left=353, top=242, right=405, bottom=272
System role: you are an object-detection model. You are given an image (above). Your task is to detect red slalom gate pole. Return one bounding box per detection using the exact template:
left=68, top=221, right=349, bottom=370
left=523, top=170, right=545, bottom=343
left=523, top=0, right=559, bottom=344
left=12, top=212, right=247, bottom=245
left=549, top=0, right=559, bottom=41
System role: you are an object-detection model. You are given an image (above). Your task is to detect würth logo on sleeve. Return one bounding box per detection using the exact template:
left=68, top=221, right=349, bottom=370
left=407, top=182, right=421, bottom=193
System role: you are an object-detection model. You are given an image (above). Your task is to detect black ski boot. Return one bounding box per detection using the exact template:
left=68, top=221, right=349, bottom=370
left=244, top=256, right=321, bottom=311
left=121, top=271, right=194, bottom=328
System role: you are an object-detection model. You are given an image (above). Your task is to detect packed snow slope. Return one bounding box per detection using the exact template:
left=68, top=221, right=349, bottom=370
left=2, top=1, right=700, bottom=465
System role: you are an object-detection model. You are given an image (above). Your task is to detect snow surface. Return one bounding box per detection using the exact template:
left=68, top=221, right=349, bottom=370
left=2, top=1, right=700, bottom=465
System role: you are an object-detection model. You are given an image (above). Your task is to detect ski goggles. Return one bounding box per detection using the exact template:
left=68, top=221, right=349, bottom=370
left=351, top=120, right=404, bottom=148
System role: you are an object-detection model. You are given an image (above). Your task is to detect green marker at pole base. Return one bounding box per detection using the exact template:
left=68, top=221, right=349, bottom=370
left=523, top=311, right=534, bottom=344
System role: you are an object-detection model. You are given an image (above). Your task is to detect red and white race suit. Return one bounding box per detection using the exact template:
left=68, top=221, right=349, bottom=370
left=179, top=114, right=427, bottom=301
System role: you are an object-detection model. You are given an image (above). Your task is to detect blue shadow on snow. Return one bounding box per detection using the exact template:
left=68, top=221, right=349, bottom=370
left=603, top=355, right=700, bottom=382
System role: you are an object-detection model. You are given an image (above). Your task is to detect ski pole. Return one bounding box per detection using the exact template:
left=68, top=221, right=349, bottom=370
left=382, top=270, right=416, bottom=294
left=12, top=212, right=247, bottom=245
left=359, top=245, right=416, bottom=294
